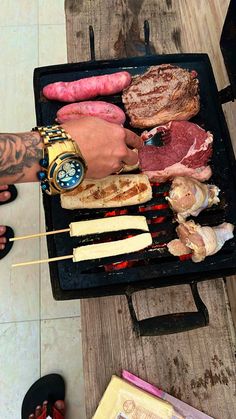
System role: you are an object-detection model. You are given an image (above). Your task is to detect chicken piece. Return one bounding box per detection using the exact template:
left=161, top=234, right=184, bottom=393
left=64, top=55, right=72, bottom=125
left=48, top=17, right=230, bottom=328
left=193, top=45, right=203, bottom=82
left=166, top=176, right=220, bottom=222
left=167, top=220, right=234, bottom=262
left=166, top=239, right=191, bottom=256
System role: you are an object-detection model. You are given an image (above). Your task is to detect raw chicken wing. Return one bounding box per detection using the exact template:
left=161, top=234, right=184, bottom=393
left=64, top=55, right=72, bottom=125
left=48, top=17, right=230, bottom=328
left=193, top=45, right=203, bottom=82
left=167, top=220, right=234, bottom=262
left=166, top=176, right=220, bottom=222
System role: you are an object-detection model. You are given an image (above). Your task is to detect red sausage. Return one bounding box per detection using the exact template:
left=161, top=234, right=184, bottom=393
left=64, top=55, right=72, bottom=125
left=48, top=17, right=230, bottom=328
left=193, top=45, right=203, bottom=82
left=43, top=71, right=131, bottom=102
left=56, top=101, right=126, bottom=125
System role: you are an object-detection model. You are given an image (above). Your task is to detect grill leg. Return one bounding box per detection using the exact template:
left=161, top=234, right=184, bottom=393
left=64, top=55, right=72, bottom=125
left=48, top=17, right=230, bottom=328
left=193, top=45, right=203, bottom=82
left=126, top=282, right=209, bottom=336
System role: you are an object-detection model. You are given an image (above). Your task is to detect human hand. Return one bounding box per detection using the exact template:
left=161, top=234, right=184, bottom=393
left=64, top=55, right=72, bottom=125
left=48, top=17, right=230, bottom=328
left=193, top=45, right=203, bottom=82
left=61, top=117, right=142, bottom=178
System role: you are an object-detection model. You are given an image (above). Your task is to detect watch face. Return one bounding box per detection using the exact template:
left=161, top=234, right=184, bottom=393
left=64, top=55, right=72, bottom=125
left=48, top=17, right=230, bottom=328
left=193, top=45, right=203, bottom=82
left=55, top=158, right=84, bottom=190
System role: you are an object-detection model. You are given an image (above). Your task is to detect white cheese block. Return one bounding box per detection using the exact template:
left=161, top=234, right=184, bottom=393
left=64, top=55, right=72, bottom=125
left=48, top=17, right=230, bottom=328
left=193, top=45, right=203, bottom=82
left=73, top=233, right=152, bottom=262
left=69, top=215, right=149, bottom=237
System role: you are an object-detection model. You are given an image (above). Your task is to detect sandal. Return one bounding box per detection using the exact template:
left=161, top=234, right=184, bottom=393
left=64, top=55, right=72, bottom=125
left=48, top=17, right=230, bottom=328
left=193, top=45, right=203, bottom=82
left=0, top=185, right=18, bottom=205
left=0, top=226, right=14, bottom=260
left=22, top=374, right=65, bottom=419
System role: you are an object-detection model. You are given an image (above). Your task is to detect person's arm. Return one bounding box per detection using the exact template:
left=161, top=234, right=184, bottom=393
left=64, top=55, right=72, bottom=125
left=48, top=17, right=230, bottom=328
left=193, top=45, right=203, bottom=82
left=0, top=131, right=43, bottom=184
left=0, top=117, right=142, bottom=185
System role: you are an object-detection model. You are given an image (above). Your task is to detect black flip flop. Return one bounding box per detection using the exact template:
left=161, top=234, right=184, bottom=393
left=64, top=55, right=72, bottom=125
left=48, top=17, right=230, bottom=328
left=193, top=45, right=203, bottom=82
left=21, top=374, right=65, bottom=419
left=0, top=226, right=14, bottom=260
left=0, top=185, right=18, bottom=205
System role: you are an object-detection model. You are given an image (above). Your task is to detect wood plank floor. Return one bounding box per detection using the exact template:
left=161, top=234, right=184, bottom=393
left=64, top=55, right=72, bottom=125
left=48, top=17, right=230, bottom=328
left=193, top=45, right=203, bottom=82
left=65, top=1, right=236, bottom=417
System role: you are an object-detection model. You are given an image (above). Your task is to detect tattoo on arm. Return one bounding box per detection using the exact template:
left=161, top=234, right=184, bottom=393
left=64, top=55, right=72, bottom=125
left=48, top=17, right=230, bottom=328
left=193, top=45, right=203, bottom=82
left=0, top=132, right=42, bottom=180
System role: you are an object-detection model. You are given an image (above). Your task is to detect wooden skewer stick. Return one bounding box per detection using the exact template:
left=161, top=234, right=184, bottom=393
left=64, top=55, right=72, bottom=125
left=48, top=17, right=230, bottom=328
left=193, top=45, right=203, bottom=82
left=12, top=254, right=73, bottom=268
left=9, top=228, right=70, bottom=242
left=9, top=216, right=149, bottom=242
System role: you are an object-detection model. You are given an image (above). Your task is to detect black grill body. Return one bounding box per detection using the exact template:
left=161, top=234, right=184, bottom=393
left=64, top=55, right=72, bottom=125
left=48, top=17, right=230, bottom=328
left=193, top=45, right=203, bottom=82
left=33, top=53, right=236, bottom=301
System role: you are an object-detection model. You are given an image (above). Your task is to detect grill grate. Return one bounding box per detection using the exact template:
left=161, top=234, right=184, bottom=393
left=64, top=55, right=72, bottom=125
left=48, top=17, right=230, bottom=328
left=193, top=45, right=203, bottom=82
left=62, top=179, right=231, bottom=276
left=34, top=49, right=236, bottom=299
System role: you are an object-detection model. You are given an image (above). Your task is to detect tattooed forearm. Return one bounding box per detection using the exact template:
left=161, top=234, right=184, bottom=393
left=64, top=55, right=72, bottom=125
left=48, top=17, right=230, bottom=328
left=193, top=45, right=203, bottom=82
left=0, top=132, right=43, bottom=181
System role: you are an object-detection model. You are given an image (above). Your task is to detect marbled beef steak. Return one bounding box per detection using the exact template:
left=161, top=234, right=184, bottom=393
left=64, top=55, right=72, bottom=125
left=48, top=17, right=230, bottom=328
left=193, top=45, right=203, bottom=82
left=122, top=64, right=200, bottom=128
left=139, top=121, right=213, bottom=183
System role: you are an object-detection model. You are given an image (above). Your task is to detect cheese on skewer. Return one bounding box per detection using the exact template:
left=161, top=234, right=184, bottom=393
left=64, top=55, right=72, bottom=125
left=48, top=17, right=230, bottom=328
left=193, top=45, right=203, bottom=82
left=69, top=215, right=149, bottom=236
left=72, top=233, right=152, bottom=262
left=12, top=232, right=152, bottom=267
left=10, top=215, right=149, bottom=241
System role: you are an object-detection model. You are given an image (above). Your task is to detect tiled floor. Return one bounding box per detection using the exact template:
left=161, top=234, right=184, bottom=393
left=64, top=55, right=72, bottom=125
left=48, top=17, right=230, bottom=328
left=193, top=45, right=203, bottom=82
left=0, top=1, right=85, bottom=418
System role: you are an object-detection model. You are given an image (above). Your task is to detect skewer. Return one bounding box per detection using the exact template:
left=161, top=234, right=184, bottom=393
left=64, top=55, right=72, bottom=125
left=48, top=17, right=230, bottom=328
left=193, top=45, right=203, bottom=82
left=12, top=254, right=73, bottom=268
left=9, top=228, right=70, bottom=241
left=12, top=233, right=152, bottom=268
left=9, top=215, right=149, bottom=242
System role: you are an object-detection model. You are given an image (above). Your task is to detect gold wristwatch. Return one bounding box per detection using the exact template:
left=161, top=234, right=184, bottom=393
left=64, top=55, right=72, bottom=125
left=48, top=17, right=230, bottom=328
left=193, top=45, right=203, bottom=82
left=34, top=125, right=87, bottom=195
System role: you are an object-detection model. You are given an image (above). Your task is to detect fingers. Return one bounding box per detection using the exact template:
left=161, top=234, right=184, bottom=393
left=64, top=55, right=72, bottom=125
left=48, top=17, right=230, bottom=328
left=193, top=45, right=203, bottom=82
left=0, top=237, right=7, bottom=249
left=122, top=147, right=139, bottom=166
left=54, top=400, right=65, bottom=415
left=28, top=402, right=48, bottom=419
left=113, top=163, right=124, bottom=174
left=0, top=190, right=10, bottom=202
left=43, top=401, right=48, bottom=410
left=0, top=226, right=6, bottom=249
left=35, top=405, right=42, bottom=418
left=113, top=128, right=140, bottom=167
left=0, top=185, right=9, bottom=191
left=124, top=128, right=142, bottom=150
left=0, top=226, right=6, bottom=236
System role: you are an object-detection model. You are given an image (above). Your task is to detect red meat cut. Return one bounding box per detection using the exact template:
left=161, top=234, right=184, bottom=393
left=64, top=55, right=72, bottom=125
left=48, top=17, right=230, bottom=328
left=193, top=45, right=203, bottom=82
left=139, top=121, right=213, bottom=183
left=122, top=65, right=200, bottom=128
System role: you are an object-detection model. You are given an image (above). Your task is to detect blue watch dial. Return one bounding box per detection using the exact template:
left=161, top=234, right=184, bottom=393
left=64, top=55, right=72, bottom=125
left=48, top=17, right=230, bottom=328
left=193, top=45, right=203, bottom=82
left=56, top=159, right=84, bottom=189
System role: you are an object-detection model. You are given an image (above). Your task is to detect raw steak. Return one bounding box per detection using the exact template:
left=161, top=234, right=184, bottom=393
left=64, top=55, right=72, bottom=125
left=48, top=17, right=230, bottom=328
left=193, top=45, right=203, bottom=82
left=122, top=64, right=200, bottom=128
left=139, top=121, right=213, bottom=182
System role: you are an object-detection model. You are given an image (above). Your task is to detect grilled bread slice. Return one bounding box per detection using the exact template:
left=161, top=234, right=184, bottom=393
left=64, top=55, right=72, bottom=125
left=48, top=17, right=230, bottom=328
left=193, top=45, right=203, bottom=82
left=61, top=174, right=152, bottom=209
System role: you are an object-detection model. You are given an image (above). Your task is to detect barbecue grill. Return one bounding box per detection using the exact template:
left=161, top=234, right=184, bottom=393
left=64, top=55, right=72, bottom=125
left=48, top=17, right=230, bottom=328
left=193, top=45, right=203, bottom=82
left=33, top=3, right=236, bottom=335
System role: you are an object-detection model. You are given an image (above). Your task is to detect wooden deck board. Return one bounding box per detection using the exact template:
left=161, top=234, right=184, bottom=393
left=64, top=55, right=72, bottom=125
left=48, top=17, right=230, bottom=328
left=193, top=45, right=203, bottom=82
left=65, top=1, right=236, bottom=417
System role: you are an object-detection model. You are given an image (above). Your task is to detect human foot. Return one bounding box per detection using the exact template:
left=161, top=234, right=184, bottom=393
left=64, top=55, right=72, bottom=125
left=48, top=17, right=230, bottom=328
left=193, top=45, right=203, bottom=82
left=22, top=374, right=65, bottom=419
left=28, top=400, right=65, bottom=418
